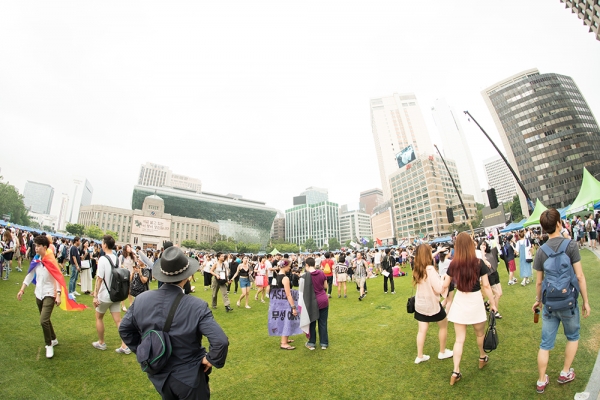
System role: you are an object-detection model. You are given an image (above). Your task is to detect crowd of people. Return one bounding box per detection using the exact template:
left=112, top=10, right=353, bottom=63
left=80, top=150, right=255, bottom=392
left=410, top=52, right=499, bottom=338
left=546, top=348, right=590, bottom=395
left=1, top=208, right=596, bottom=397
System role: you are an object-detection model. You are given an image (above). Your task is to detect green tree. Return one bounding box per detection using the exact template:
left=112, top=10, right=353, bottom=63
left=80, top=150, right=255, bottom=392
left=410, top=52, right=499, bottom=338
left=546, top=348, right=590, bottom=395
left=509, top=195, right=523, bottom=222
left=366, top=238, right=374, bottom=248
left=29, top=221, right=41, bottom=229
left=474, top=202, right=485, bottom=228
left=83, top=225, right=103, bottom=239
left=66, top=223, right=86, bottom=236
left=327, top=237, right=341, bottom=251
left=0, top=177, right=31, bottom=226
left=237, top=242, right=261, bottom=254
left=212, top=240, right=236, bottom=253
left=181, top=239, right=199, bottom=249
left=197, top=242, right=213, bottom=251
left=105, top=230, right=119, bottom=241
left=303, top=237, right=316, bottom=252
left=344, top=240, right=352, bottom=248
left=42, top=225, right=53, bottom=232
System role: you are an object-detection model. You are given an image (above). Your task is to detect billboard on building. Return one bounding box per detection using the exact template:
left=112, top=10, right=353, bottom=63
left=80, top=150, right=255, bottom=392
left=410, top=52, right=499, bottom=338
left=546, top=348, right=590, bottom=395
left=396, top=144, right=416, bottom=169
left=131, top=216, right=171, bottom=237
left=293, top=195, right=307, bottom=205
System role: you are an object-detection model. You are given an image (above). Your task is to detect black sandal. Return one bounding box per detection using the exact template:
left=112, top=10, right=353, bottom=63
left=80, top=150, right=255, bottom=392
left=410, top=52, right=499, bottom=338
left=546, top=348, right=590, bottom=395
left=450, top=371, right=462, bottom=385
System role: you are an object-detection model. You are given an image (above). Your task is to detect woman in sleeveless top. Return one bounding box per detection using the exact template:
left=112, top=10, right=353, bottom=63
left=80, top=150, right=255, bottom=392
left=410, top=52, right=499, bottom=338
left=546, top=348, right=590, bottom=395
left=255, top=256, right=268, bottom=303
left=231, top=256, right=252, bottom=309
left=276, top=260, right=298, bottom=350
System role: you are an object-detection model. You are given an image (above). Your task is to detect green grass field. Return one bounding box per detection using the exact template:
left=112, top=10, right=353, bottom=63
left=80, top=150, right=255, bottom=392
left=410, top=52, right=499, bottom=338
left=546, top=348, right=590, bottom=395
left=1, top=251, right=599, bottom=399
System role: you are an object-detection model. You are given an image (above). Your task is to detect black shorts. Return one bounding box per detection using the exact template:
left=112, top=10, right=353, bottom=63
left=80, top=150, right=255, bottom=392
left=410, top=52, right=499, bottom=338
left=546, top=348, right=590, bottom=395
left=488, top=271, right=500, bottom=286
left=58, top=256, right=65, bottom=263
left=590, top=231, right=597, bottom=240
left=414, top=303, right=447, bottom=322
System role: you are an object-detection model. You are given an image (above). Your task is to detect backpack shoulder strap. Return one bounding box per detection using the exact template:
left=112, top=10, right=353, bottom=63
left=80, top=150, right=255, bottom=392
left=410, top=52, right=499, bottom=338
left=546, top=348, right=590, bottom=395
left=164, top=292, right=185, bottom=333
left=539, top=243, right=554, bottom=258
left=557, top=239, right=571, bottom=254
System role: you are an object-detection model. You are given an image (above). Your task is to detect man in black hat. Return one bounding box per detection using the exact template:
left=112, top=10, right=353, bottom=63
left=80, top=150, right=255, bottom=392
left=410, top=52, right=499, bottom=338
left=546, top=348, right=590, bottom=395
left=119, top=246, right=229, bottom=399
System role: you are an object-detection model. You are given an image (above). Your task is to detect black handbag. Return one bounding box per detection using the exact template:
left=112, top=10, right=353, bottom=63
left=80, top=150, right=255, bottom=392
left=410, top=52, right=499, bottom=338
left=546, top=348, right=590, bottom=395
left=407, top=284, right=415, bottom=314
left=483, top=311, right=498, bottom=353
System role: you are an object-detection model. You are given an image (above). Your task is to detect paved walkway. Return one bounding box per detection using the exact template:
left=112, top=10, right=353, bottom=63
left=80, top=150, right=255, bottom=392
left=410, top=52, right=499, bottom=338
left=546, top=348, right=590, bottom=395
left=579, top=246, right=600, bottom=400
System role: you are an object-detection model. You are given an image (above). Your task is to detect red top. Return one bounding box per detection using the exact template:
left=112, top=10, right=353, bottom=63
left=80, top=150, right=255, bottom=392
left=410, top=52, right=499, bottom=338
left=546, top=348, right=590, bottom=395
left=321, top=259, right=334, bottom=277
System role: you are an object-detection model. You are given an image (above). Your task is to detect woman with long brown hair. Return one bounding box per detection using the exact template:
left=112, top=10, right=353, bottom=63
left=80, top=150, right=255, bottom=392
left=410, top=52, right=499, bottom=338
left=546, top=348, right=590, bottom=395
left=442, top=232, right=496, bottom=385
left=412, top=244, right=453, bottom=364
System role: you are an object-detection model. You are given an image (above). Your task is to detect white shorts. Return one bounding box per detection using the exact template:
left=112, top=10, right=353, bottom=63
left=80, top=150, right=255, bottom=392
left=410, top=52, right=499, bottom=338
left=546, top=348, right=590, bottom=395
left=96, top=301, right=121, bottom=314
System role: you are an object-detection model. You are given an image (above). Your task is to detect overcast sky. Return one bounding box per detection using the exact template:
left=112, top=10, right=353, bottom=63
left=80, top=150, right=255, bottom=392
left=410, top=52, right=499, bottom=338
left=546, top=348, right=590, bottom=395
left=1, top=0, right=599, bottom=218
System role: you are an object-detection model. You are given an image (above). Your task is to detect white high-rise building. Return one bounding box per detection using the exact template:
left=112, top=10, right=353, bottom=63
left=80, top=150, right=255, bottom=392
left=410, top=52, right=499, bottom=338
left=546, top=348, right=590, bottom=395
left=23, top=181, right=54, bottom=214
left=300, top=187, right=329, bottom=205
left=286, top=191, right=339, bottom=249
left=431, top=98, right=483, bottom=203
left=138, top=162, right=202, bottom=193
left=484, top=155, right=518, bottom=206
left=69, top=178, right=93, bottom=224
left=57, top=193, right=69, bottom=231
left=339, top=208, right=372, bottom=245
left=370, top=93, right=434, bottom=199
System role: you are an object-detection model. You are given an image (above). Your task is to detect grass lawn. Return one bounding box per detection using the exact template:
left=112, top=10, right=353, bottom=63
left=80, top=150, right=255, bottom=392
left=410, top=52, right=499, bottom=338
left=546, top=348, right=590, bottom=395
left=1, top=250, right=599, bottom=399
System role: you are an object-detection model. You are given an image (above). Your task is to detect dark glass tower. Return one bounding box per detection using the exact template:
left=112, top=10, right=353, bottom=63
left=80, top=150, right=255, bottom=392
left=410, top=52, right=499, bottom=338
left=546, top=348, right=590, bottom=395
left=483, top=68, right=600, bottom=209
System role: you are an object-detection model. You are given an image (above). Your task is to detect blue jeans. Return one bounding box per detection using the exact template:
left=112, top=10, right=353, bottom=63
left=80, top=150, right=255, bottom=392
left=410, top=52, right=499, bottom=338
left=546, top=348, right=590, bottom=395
left=69, top=267, right=79, bottom=293
left=308, top=306, right=329, bottom=348
left=540, top=305, right=580, bottom=350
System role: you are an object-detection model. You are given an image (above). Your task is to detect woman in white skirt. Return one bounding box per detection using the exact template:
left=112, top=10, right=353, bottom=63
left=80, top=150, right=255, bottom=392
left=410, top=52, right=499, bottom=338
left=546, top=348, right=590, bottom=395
left=443, top=232, right=497, bottom=385
left=335, top=254, right=349, bottom=298
left=79, top=240, right=93, bottom=294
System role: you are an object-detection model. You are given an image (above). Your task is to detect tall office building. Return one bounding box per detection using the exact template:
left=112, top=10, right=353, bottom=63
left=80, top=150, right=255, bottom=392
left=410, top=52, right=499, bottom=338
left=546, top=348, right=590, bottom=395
left=431, top=98, right=483, bottom=203
left=371, top=201, right=395, bottom=246
left=359, top=188, right=384, bottom=215
left=271, top=212, right=286, bottom=241
left=299, top=187, right=329, bottom=205
left=138, top=162, right=202, bottom=193
left=483, top=155, right=518, bottom=205
left=482, top=68, right=600, bottom=210
left=23, top=181, right=54, bottom=214
left=285, top=193, right=339, bottom=249
left=389, top=155, right=476, bottom=239
left=339, top=208, right=372, bottom=245
left=69, top=178, right=93, bottom=223
left=560, top=0, right=600, bottom=41
left=370, top=93, right=434, bottom=199
left=57, top=193, right=69, bottom=231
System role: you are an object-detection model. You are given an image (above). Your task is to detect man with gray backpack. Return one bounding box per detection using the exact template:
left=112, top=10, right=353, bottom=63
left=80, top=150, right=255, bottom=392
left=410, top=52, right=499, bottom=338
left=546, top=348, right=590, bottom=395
left=531, top=209, right=591, bottom=394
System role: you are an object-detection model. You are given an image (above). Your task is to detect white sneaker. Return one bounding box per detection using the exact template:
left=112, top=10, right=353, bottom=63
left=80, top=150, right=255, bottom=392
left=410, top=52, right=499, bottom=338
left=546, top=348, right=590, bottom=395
left=415, top=355, right=430, bottom=364
left=51, top=339, right=59, bottom=347
left=73, top=291, right=81, bottom=296
left=45, top=345, right=54, bottom=358
left=92, top=341, right=107, bottom=350
left=438, top=349, right=453, bottom=359
left=115, top=347, right=131, bottom=355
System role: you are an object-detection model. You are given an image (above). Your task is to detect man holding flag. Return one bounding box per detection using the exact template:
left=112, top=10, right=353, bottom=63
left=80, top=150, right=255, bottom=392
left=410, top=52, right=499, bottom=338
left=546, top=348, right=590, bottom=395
left=17, top=235, right=86, bottom=359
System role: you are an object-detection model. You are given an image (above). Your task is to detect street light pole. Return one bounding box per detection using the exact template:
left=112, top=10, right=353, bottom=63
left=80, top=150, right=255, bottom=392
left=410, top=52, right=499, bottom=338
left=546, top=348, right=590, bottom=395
left=463, top=110, right=533, bottom=213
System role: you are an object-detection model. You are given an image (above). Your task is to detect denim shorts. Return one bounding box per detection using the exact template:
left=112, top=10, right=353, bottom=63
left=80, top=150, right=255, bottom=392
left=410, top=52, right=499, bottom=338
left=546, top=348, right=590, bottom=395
left=540, top=305, right=580, bottom=350
left=239, top=277, right=251, bottom=289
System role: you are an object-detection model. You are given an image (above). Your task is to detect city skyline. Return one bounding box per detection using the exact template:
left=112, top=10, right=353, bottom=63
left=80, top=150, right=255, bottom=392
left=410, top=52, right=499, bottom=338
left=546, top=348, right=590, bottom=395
left=1, top=1, right=599, bottom=218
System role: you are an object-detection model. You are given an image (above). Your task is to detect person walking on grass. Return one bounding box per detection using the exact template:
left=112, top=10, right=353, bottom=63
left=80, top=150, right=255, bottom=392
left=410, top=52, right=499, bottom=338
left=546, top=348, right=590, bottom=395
left=412, top=244, right=453, bottom=364
left=68, top=237, right=81, bottom=296
left=210, top=252, right=233, bottom=312
left=120, top=246, right=229, bottom=399
left=320, top=252, right=335, bottom=299
left=17, top=235, right=61, bottom=358
left=231, top=256, right=252, bottom=309
left=382, top=248, right=395, bottom=294
left=334, top=254, right=348, bottom=298
left=442, top=232, right=497, bottom=386
left=91, top=235, right=131, bottom=355
left=532, top=209, right=591, bottom=394
left=255, top=256, right=268, bottom=303
left=353, top=252, right=368, bottom=301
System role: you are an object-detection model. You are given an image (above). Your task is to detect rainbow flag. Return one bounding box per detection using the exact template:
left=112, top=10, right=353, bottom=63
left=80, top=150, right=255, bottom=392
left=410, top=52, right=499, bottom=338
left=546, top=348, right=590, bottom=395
left=28, top=250, right=87, bottom=311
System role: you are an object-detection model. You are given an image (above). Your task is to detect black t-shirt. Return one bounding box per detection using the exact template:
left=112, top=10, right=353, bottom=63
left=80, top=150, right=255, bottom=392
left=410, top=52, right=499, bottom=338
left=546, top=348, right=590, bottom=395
left=447, top=259, right=489, bottom=292
left=70, top=245, right=81, bottom=267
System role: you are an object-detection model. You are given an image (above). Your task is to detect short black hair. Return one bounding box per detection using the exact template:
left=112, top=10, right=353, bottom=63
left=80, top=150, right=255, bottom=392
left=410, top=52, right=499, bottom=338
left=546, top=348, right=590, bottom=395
left=73, top=236, right=80, bottom=243
left=540, top=209, right=561, bottom=234
left=103, top=235, right=116, bottom=250
left=305, top=257, right=315, bottom=267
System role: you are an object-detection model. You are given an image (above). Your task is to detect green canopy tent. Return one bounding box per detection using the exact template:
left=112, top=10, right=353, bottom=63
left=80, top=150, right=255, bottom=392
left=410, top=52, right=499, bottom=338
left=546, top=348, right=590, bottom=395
left=523, top=199, right=548, bottom=227
left=269, top=248, right=280, bottom=255
left=567, top=167, right=600, bottom=215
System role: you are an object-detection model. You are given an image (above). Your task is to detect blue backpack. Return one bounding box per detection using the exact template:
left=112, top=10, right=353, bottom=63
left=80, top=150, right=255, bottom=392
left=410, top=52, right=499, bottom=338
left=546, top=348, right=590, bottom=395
left=540, top=239, right=579, bottom=313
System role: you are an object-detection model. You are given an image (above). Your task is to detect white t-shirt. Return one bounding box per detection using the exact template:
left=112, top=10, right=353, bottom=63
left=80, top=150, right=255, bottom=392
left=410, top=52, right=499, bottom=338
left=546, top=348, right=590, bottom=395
left=203, top=260, right=213, bottom=273
left=438, top=259, right=451, bottom=278
left=374, top=252, right=381, bottom=264
left=266, top=260, right=273, bottom=277
left=97, top=254, right=118, bottom=303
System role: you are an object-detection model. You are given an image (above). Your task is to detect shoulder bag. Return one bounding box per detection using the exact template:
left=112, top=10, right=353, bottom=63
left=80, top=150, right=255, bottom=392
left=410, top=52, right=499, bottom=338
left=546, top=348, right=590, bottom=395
left=407, top=284, right=415, bottom=314
left=483, top=311, right=499, bottom=353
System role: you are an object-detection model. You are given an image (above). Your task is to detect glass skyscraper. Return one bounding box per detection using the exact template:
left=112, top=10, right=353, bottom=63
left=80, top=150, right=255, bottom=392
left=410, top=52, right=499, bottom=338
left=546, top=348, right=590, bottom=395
left=482, top=68, right=600, bottom=210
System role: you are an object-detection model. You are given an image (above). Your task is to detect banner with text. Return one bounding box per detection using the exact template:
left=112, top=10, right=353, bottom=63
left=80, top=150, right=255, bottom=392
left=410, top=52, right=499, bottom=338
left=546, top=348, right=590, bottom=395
left=131, top=216, right=171, bottom=237
left=268, top=288, right=303, bottom=337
